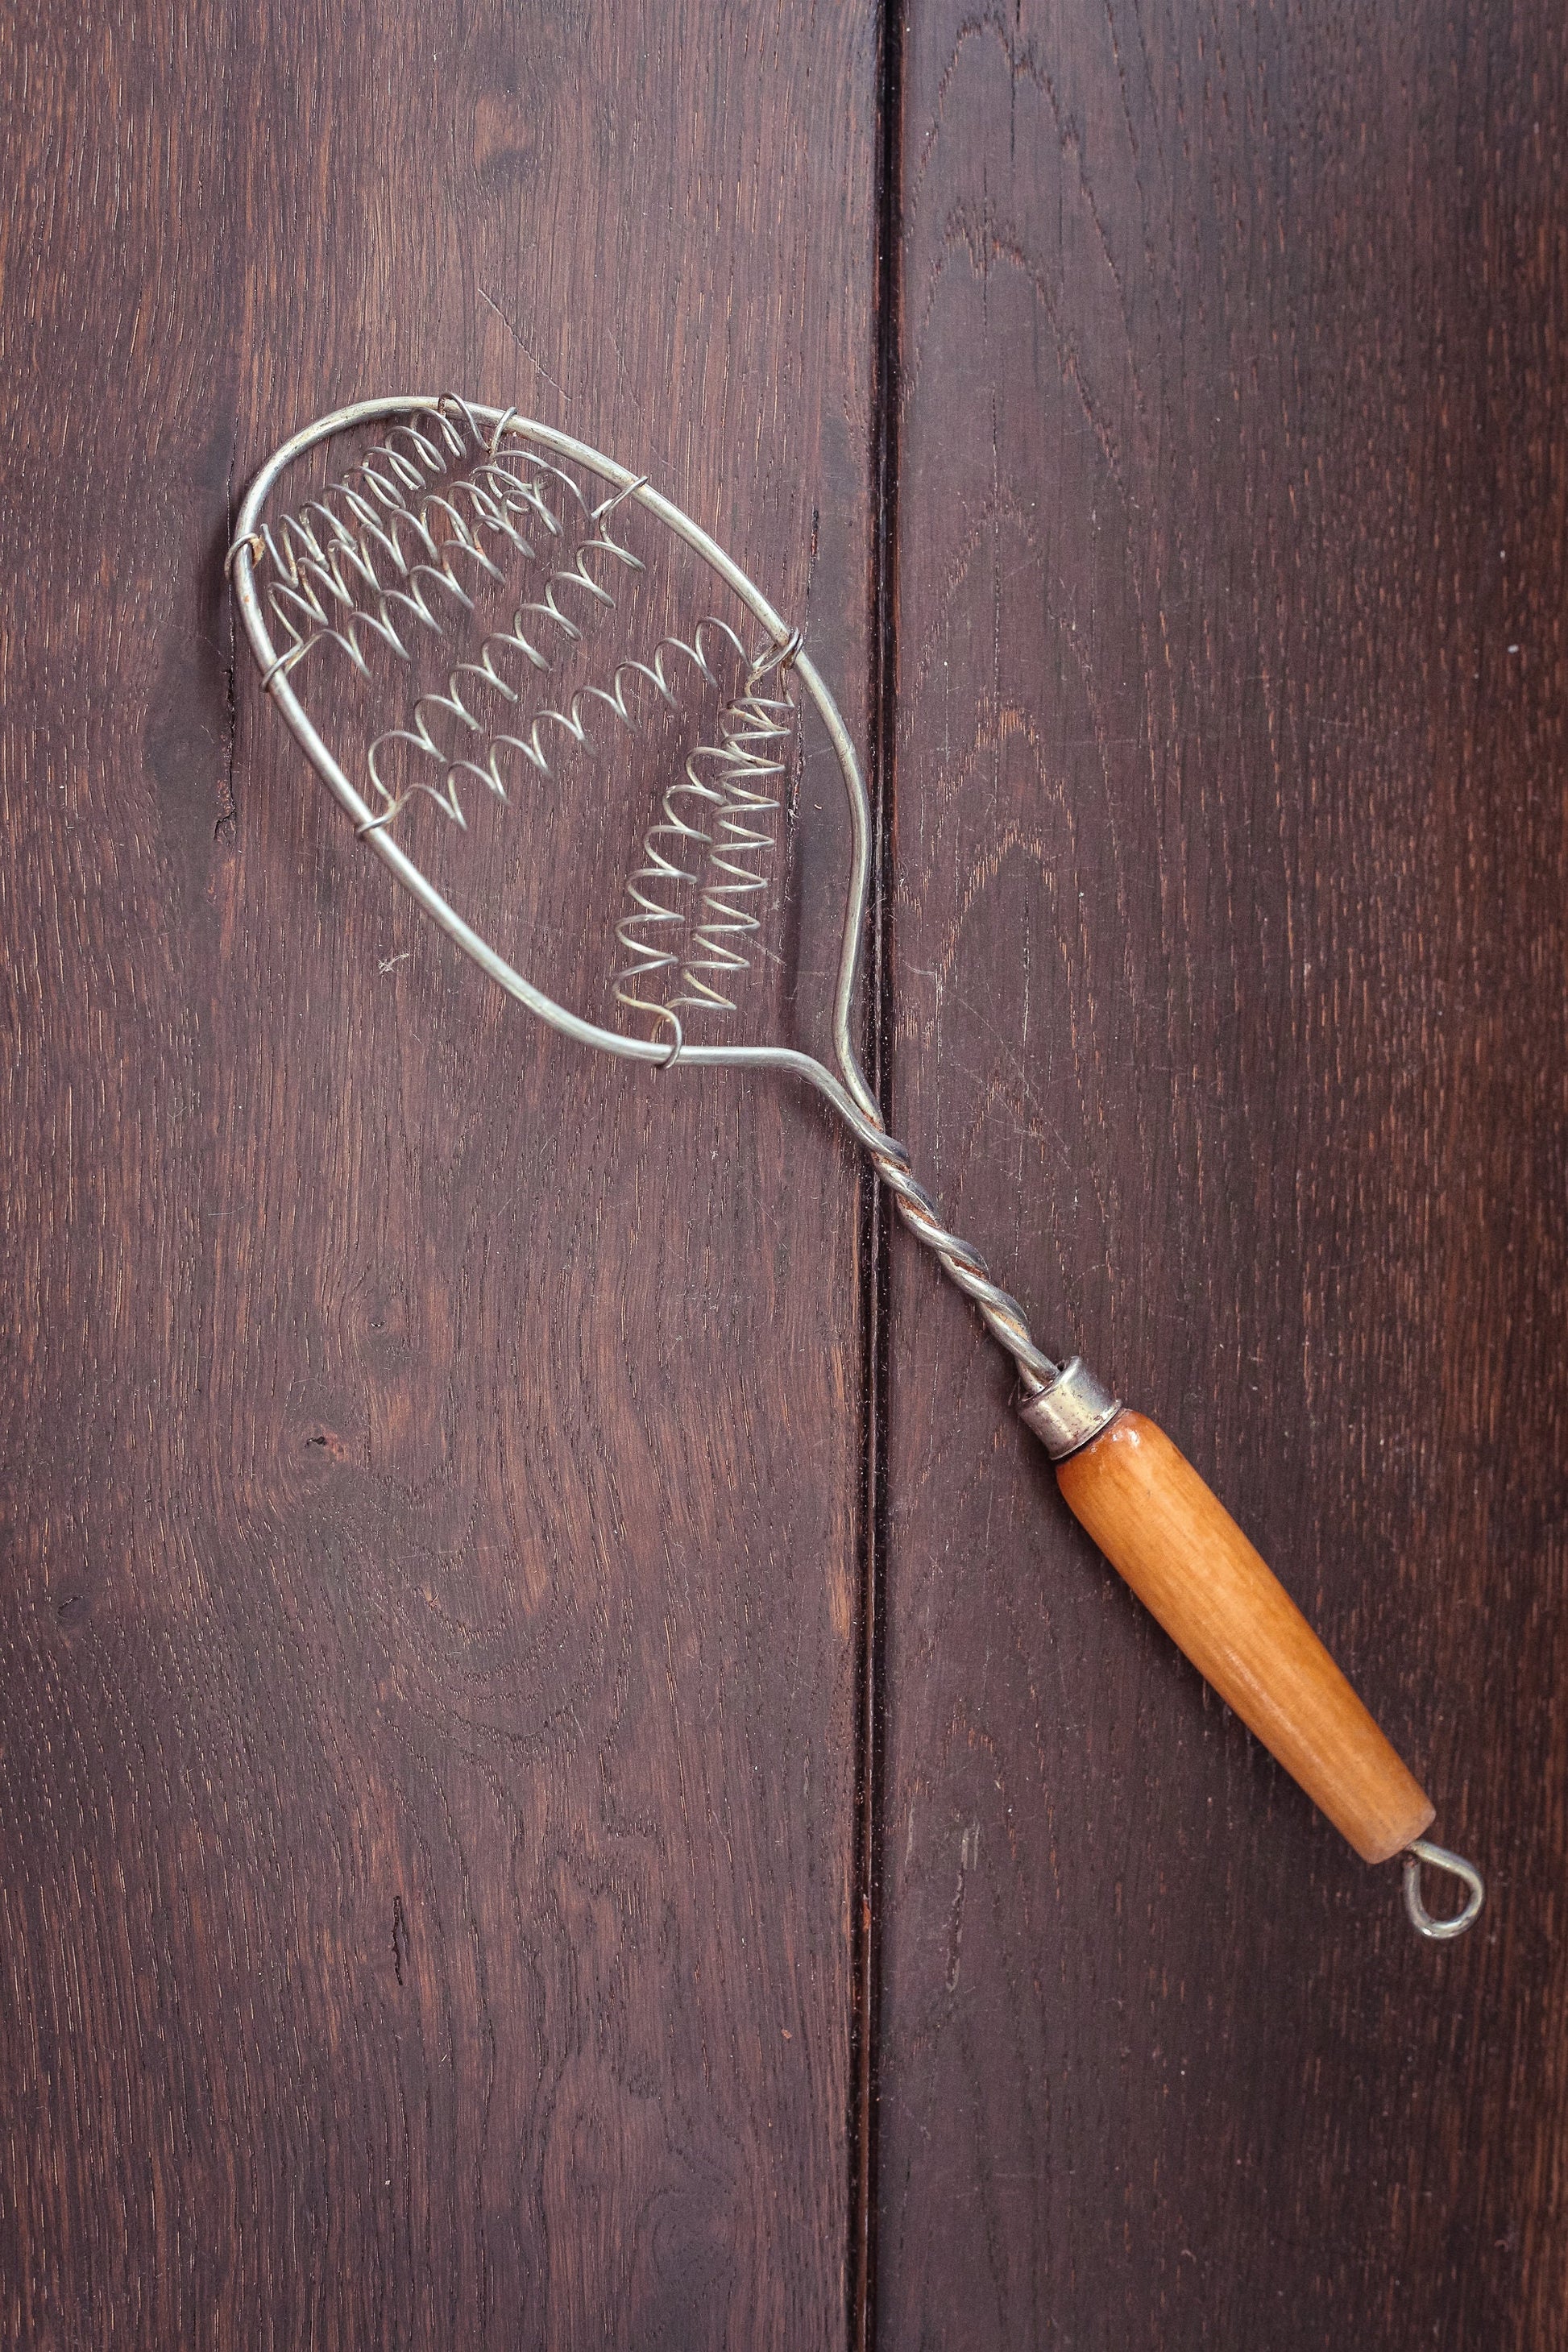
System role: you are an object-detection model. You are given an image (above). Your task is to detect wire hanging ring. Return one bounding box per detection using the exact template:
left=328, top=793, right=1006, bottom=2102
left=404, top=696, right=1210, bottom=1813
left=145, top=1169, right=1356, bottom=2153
left=1402, top=1838, right=1485, bottom=1941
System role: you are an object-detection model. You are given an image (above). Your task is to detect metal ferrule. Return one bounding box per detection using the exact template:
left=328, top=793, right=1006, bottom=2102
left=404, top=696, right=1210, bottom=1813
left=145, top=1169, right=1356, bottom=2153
left=1018, top=1358, right=1122, bottom=1461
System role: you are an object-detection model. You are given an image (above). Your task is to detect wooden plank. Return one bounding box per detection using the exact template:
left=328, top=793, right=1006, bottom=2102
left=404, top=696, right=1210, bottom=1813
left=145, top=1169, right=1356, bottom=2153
left=875, top=3, right=1566, bottom=2345
left=0, top=5, right=878, bottom=2343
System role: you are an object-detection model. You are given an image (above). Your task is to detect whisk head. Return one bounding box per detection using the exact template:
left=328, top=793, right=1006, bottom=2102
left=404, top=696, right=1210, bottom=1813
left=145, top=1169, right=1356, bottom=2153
left=230, top=394, right=1061, bottom=1393
left=230, top=396, right=871, bottom=1093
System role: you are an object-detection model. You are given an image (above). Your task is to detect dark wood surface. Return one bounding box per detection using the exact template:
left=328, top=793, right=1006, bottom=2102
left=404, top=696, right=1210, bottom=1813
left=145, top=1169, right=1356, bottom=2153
left=875, top=3, right=1566, bottom=2347
left=1, top=3, right=1562, bottom=2349
left=1, top=6, right=877, bottom=2346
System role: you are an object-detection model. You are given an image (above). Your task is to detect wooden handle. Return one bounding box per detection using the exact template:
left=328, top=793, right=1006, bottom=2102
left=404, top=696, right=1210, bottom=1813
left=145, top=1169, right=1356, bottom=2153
left=1055, top=1412, right=1434, bottom=1863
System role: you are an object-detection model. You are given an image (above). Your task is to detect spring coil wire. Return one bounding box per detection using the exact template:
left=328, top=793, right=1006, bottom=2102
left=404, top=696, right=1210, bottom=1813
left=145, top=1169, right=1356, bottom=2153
left=249, top=401, right=805, bottom=1047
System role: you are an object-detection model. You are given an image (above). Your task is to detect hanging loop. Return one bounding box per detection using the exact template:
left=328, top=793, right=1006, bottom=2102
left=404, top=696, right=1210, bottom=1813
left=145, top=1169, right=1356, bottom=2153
left=1402, top=1837, right=1485, bottom=1940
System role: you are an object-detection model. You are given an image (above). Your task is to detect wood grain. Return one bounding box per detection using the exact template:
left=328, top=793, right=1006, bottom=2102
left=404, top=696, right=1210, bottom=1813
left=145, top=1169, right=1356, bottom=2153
left=4, top=0, right=1564, bottom=2343
left=0, top=5, right=877, bottom=2344
left=1056, top=1411, right=1434, bottom=1864
left=876, top=2, right=1567, bottom=2346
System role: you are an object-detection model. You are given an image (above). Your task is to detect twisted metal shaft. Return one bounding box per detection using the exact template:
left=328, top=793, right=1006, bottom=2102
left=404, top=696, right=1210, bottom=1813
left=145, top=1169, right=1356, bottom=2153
left=840, top=1110, right=1058, bottom=1391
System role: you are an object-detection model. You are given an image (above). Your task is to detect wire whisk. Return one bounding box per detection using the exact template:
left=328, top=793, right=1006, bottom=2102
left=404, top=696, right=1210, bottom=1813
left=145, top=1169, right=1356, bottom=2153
left=230, top=394, right=1483, bottom=1945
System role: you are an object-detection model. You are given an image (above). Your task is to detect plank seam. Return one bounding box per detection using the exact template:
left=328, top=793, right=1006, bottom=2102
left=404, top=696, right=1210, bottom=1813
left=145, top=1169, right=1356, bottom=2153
left=850, top=3, right=905, bottom=2344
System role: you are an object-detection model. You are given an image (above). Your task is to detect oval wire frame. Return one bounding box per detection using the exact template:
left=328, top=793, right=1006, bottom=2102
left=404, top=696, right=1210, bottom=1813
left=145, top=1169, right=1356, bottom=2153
left=230, top=396, right=881, bottom=1139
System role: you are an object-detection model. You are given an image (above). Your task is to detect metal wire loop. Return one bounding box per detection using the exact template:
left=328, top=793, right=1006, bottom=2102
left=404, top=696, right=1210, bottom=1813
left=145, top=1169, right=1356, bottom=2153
left=1402, top=1837, right=1485, bottom=1940
left=655, top=1014, right=685, bottom=1070
left=593, top=473, right=650, bottom=523
left=751, top=624, right=803, bottom=678
left=259, top=646, right=305, bottom=694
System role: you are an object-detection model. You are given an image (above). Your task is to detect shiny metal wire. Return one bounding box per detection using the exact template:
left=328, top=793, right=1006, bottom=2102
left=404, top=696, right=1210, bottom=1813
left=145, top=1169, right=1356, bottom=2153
left=612, top=639, right=798, bottom=1043
left=1403, top=1839, right=1486, bottom=1941
left=229, top=396, right=1060, bottom=1392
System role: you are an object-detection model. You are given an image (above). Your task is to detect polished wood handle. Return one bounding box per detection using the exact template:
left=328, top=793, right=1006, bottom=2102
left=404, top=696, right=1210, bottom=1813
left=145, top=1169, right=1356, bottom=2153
left=1055, top=1411, right=1435, bottom=1864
